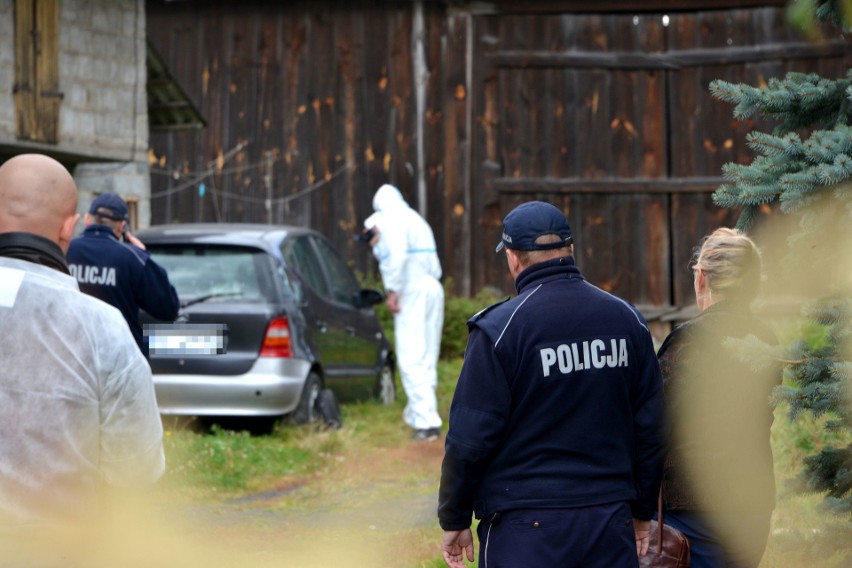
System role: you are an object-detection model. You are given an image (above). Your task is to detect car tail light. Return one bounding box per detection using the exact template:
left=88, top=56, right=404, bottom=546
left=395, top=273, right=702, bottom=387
left=260, top=317, right=292, bottom=358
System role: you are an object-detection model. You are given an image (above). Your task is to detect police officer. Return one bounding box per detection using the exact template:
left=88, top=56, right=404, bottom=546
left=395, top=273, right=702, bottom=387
left=438, top=201, right=665, bottom=568
left=66, top=193, right=179, bottom=357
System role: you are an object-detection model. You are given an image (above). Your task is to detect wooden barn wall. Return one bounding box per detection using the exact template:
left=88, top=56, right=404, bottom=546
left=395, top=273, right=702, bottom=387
left=469, top=6, right=849, bottom=316
left=146, top=1, right=848, bottom=323
left=145, top=0, right=447, bottom=283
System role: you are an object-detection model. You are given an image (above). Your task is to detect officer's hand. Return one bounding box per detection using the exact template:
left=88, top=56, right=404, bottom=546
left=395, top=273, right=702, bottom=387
left=125, top=230, right=147, bottom=250
left=441, top=528, right=474, bottom=568
left=633, top=518, right=651, bottom=557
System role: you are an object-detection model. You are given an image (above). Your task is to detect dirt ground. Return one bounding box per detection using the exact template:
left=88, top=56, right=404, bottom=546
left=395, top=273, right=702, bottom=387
left=0, top=439, right=449, bottom=568
left=160, top=437, right=449, bottom=568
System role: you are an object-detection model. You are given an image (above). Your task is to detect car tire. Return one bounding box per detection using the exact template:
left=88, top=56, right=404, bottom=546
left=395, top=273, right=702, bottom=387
left=374, top=360, right=396, bottom=405
left=317, top=388, right=342, bottom=429
left=291, top=372, right=322, bottom=425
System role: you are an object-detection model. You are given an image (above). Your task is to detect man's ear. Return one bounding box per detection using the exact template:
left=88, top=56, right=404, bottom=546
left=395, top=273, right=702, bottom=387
left=506, top=248, right=522, bottom=276
left=58, top=213, right=80, bottom=254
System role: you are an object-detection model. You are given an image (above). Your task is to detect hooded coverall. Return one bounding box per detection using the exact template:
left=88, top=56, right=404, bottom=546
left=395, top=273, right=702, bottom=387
left=368, top=184, right=443, bottom=431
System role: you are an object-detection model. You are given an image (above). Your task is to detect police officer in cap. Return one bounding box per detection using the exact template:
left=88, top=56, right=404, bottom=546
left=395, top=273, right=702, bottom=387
left=66, top=193, right=179, bottom=357
left=438, top=201, right=665, bottom=567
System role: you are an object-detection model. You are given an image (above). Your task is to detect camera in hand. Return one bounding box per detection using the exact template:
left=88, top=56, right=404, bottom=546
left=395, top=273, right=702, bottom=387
left=354, top=227, right=377, bottom=243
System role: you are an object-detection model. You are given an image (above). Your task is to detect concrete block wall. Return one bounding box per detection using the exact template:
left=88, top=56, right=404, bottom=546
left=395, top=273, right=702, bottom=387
left=60, top=0, right=149, bottom=162
left=0, top=1, right=16, bottom=137
left=0, top=0, right=148, bottom=162
left=0, top=0, right=152, bottom=228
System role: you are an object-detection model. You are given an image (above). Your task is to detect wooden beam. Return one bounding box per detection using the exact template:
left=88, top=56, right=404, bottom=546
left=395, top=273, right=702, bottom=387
left=488, top=39, right=850, bottom=70
left=449, top=1, right=787, bottom=15
left=495, top=176, right=726, bottom=194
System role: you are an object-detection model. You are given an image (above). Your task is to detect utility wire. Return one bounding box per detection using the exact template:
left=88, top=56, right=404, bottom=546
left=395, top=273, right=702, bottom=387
left=151, top=149, right=352, bottom=206
left=150, top=141, right=248, bottom=198
left=212, top=163, right=352, bottom=205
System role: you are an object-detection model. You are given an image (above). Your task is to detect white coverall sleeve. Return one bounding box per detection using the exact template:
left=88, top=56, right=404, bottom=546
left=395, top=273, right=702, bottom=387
left=374, top=213, right=411, bottom=293
left=98, top=331, right=165, bottom=486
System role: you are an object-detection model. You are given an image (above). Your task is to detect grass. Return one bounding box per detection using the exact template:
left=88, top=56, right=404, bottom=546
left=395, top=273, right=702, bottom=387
left=155, top=355, right=849, bottom=568
left=159, top=357, right=466, bottom=499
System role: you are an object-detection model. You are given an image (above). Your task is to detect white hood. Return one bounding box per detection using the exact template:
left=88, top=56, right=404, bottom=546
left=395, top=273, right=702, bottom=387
left=372, top=184, right=408, bottom=213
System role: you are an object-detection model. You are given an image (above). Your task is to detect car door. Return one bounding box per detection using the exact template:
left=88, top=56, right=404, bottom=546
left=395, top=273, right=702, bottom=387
left=309, top=235, right=383, bottom=398
left=281, top=235, right=354, bottom=385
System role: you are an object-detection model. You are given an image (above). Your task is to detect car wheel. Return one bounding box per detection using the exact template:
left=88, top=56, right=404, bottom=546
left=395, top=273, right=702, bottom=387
left=374, top=360, right=395, bottom=404
left=317, top=388, right=342, bottom=429
left=291, top=372, right=322, bottom=424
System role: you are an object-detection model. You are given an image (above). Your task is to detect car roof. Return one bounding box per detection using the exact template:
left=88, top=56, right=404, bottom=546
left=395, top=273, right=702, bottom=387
left=136, top=223, right=318, bottom=255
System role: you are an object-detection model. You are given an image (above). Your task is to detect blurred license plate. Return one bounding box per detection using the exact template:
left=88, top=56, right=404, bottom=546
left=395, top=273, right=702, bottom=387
left=144, top=323, right=228, bottom=356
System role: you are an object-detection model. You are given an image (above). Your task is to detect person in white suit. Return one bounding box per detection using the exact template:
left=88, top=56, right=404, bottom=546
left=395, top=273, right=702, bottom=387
left=364, top=184, right=444, bottom=441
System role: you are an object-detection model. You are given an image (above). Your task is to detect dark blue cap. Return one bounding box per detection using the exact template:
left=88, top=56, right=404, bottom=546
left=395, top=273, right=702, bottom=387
left=496, top=201, right=573, bottom=252
left=89, top=193, right=128, bottom=221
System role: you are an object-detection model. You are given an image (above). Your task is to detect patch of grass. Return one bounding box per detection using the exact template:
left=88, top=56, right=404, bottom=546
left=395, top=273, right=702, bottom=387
left=161, top=423, right=333, bottom=498
left=159, top=355, right=465, bottom=506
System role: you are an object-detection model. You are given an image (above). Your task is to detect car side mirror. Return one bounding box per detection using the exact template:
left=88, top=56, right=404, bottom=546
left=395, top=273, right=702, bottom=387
left=355, top=288, right=385, bottom=308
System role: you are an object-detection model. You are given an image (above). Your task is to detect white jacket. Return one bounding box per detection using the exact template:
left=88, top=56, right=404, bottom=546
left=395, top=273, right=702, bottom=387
left=0, top=257, right=165, bottom=524
left=368, top=184, right=441, bottom=294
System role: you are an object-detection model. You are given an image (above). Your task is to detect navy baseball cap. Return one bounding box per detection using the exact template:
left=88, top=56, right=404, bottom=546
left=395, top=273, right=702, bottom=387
left=89, top=193, right=128, bottom=221
left=495, top=201, right=573, bottom=252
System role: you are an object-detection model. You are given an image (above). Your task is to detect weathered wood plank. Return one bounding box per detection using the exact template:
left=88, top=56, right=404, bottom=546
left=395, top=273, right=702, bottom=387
left=453, top=0, right=786, bottom=14
left=441, top=12, right=471, bottom=293
left=486, top=39, right=850, bottom=69
left=146, top=1, right=844, bottom=307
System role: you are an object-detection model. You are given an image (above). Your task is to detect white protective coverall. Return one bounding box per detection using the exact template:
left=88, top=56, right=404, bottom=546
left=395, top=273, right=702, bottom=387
left=367, top=184, right=444, bottom=431
left=0, top=257, right=165, bottom=525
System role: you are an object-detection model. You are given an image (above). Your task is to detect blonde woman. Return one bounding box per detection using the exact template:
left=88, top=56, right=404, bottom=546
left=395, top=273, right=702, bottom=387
left=657, top=228, right=781, bottom=568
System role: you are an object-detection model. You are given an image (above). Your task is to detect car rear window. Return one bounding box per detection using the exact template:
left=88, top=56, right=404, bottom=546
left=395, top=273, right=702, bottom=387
left=148, top=245, right=278, bottom=306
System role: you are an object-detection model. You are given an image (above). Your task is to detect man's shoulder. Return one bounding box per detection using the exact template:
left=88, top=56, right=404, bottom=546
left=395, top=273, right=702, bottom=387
left=579, top=282, right=649, bottom=323
left=467, top=296, right=513, bottom=332
left=66, top=282, right=128, bottom=319
left=18, top=264, right=128, bottom=324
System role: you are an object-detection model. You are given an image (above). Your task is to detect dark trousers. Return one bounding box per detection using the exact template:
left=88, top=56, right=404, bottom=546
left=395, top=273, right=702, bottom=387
left=663, top=509, right=771, bottom=568
left=475, top=502, right=638, bottom=568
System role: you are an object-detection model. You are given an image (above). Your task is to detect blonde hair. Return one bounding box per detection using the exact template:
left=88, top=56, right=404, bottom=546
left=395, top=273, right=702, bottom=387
left=692, top=228, right=762, bottom=302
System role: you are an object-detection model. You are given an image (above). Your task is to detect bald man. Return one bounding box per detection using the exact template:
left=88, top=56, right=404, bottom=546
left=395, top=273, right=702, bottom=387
left=0, top=154, right=165, bottom=525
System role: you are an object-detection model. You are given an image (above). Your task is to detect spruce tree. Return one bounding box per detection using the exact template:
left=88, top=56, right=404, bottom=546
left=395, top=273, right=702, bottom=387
left=708, top=0, right=851, bottom=515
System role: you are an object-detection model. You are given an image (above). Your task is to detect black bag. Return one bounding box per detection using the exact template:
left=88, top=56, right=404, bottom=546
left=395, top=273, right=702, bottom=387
left=639, top=492, right=691, bottom=568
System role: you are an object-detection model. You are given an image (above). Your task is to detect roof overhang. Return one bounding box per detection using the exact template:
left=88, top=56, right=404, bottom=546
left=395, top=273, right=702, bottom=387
left=147, top=39, right=207, bottom=132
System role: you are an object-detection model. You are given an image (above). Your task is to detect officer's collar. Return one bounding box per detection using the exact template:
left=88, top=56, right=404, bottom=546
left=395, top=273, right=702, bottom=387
left=515, top=256, right=580, bottom=293
left=83, top=224, right=121, bottom=240
left=0, top=232, right=70, bottom=274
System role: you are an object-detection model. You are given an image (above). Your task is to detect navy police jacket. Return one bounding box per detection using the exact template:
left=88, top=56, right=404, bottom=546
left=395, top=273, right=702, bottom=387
left=438, top=257, right=665, bottom=530
left=66, top=225, right=179, bottom=357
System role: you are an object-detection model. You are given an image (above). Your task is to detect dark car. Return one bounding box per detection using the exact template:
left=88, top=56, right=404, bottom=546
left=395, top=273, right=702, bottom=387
left=135, top=223, right=395, bottom=426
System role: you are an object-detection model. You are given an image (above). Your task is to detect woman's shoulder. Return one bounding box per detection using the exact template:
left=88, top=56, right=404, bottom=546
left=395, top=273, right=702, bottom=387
left=657, top=317, right=697, bottom=358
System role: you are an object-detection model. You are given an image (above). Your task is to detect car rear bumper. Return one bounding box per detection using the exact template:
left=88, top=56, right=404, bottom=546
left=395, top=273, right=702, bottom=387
left=153, top=357, right=313, bottom=416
